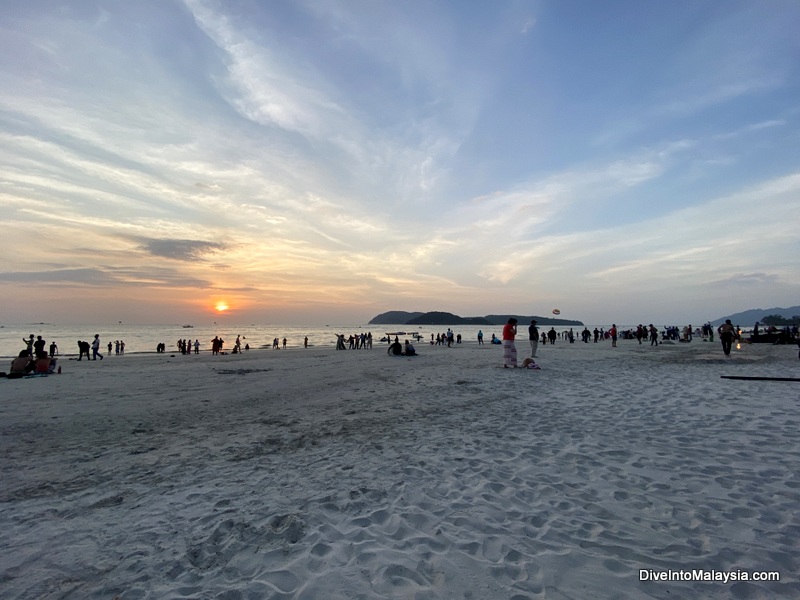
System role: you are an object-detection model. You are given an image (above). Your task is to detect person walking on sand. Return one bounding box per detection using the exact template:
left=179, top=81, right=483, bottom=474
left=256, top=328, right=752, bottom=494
left=649, top=324, right=659, bottom=346
left=718, top=319, right=736, bottom=356
left=528, top=320, right=539, bottom=358
left=91, top=334, right=104, bottom=360
left=502, top=318, right=518, bottom=368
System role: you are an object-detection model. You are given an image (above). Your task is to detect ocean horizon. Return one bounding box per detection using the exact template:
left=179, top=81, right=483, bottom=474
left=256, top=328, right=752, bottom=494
left=1, top=322, right=514, bottom=360
left=0, top=321, right=717, bottom=360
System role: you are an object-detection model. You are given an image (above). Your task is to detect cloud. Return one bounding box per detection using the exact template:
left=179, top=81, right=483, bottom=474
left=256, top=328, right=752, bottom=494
left=711, top=272, right=782, bottom=287
left=137, top=238, right=226, bottom=261
left=183, top=0, right=344, bottom=138
left=0, top=266, right=212, bottom=289
left=0, top=268, right=116, bottom=285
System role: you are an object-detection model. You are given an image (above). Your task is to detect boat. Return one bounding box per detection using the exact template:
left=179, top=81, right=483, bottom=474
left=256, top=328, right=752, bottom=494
left=182, top=325, right=194, bottom=328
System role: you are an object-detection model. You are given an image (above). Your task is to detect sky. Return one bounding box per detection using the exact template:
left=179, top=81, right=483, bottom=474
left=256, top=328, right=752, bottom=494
left=1, top=0, right=799, bottom=326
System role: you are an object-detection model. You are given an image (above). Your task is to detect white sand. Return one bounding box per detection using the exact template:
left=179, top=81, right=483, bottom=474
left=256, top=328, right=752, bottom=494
left=1, top=340, right=799, bottom=599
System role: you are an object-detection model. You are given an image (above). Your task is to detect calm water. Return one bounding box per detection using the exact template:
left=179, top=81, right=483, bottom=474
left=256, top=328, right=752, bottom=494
left=0, top=323, right=519, bottom=359
left=4, top=321, right=696, bottom=360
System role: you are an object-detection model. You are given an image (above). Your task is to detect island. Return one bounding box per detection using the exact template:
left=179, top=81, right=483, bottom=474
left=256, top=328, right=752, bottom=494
left=369, top=311, right=583, bottom=327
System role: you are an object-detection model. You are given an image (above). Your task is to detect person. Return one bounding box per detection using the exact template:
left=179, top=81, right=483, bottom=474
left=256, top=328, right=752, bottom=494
left=304, top=336, right=308, bottom=349
left=33, top=336, right=46, bottom=355
left=528, top=320, right=539, bottom=358
left=107, top=341, right=113, bottom=355
left=521, top=357, right=541, bottom=370
left=388, top=340, right=403, bottom=356
left=49, top=341, right=58, bottom=357
left=194, top=340, right=200, bottom=354
left=502, top=318, right=518, bottom=368
left=649, top=324, right=659, bottom=346
left=718, top=319, right=736, bottom=356
left=547, top=327, right=557, bottom=345
left=92, top=334, right=104, bottom=360
left=23, top=334, right=34, bottom=356
left=77, top=340, right=91, bottom=360
left=35, top=351, right=54, bottom=374
left=403, top=340, right=417, bottom=356
left=9, top=350, right=35, bottom=377
left=609, top=324, right=618, bottom=348
left=477, top=330, right=484, bottom=345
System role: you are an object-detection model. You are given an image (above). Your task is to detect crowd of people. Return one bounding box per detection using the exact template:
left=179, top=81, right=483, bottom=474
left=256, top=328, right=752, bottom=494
left=335, top=332, right=374, bottom=350
left=5, top=334, right=60, bottom=378
left=7, top=318, right=798, bottom=377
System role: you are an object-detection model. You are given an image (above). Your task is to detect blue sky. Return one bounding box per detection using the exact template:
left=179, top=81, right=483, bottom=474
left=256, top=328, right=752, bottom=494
left=1, top=0, right=798, bottom=325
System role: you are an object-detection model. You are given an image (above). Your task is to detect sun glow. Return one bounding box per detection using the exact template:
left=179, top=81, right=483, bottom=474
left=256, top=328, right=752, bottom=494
left=215, top=301, right=230, bottom=313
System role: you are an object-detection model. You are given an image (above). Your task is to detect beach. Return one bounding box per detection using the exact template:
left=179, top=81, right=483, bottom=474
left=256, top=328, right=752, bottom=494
left=1, top=340, right=798, bottom=599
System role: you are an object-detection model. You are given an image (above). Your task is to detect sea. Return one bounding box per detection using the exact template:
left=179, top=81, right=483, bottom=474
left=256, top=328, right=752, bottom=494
left=0, top=322, right=516, bottom=360
left=2, top=321, right=713, bottom=360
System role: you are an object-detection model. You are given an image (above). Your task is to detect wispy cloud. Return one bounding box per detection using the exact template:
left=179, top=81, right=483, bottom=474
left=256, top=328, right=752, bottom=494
left=137, top=238, right=226, bottom=261
left=1, top=1, right=798, bottom=324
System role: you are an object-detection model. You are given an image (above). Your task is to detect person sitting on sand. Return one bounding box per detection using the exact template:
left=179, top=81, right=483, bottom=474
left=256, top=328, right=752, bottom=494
left=403, top=340, right=417, bottom=356
left=34, top=351, right=56, bottom=374
left=388, top=340, right=403, bottom=356
left=9, top=350, right=35, bottom=377
left=521, top=357, right=542, bottom=370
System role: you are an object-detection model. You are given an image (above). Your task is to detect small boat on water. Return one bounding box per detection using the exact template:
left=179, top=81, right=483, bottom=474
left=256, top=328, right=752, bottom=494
left=182, top=325, right=194, bottom=328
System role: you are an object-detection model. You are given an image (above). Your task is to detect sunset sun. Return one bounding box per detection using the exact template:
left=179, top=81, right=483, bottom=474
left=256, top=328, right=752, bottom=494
left=215, top=301, right=230, bottom=313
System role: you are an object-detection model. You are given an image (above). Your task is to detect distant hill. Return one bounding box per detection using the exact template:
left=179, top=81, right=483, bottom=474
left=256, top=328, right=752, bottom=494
left=406, top=312, right=490, bottom=325
left=712, top=305, right=800, bottom=326
left=368, top=311, right=425, bottom=325
left=368, top=311, right=584, bottom=327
